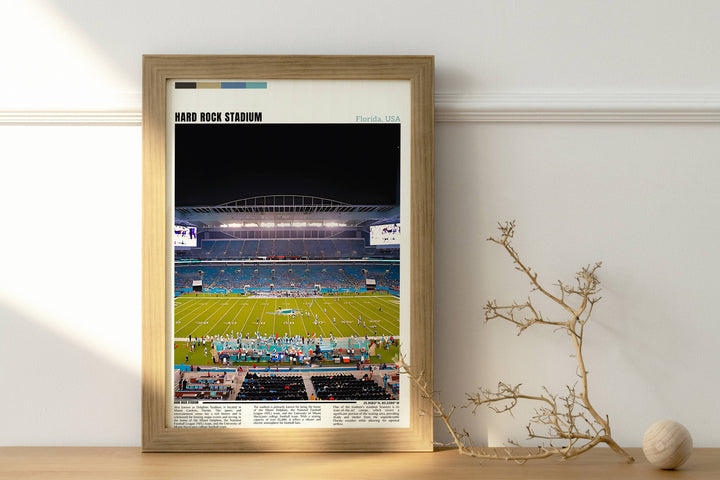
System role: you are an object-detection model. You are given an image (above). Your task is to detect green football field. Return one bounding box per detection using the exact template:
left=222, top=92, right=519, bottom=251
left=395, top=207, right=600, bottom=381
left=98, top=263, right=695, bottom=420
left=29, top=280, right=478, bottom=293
left=173, top=294, right=400, bottom=340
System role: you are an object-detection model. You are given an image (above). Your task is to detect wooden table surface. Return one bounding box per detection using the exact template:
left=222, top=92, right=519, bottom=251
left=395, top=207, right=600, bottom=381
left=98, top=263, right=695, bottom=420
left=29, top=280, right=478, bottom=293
left=1, top=447, right=718, bottom=479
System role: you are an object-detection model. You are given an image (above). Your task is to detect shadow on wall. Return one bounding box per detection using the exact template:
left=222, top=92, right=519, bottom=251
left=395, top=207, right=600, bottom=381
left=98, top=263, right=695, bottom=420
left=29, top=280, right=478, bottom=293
left=0, top=301, right=141, bottom=446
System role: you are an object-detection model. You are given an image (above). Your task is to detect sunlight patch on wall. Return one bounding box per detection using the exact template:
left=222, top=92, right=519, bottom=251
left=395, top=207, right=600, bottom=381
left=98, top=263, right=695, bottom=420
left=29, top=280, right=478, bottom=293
left=0, top=1, right=136, bottom=110
left=0, top=125, right=141, bottom=374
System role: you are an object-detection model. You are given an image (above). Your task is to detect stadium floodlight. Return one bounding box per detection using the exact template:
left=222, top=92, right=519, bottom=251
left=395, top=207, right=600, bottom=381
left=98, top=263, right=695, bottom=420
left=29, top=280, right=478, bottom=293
left=245, top=222, right=258, bottom=227
left=308, top=222, right=322, bottom=227
left=260, top=222, right=275, bottom=227
left=292, top=221, right=307, bottom=227
left=277, top=222, right=291, bottom=227
left=221, top=222, right=243, bottom=228
left=325, top=222, right=339, bottom=227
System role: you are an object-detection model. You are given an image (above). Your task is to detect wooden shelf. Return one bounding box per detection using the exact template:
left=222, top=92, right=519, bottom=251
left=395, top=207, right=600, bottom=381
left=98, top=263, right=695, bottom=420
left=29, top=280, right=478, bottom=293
left=1, top=447, right=718, bottom=479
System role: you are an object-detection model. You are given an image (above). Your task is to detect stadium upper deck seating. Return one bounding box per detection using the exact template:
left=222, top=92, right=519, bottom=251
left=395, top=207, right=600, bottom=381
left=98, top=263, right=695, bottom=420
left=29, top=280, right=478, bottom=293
left=242, top=239, right=259, bottom=257
left=288, top=239, right=306, bottom=257
left=178, top=238, right=369, bottom=261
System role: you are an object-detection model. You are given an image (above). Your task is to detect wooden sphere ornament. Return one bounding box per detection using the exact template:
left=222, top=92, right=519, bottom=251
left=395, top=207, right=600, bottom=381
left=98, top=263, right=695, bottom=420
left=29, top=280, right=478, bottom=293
left=642, top=420, right=693, bottom=469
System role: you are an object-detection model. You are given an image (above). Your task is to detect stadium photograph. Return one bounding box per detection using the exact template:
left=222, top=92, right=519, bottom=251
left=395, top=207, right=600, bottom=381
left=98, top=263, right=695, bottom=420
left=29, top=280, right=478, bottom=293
left=172, top=123, right=402, bottom=403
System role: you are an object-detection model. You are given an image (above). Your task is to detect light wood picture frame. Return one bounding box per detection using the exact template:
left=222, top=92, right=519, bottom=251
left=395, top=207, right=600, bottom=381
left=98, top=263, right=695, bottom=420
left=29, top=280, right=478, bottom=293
left=142, top=55, right=433, bottom=452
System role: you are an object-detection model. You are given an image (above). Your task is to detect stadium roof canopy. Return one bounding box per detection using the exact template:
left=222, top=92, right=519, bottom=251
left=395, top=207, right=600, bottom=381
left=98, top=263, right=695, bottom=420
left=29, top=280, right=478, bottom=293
left=175, top=195, right=399, bottom=227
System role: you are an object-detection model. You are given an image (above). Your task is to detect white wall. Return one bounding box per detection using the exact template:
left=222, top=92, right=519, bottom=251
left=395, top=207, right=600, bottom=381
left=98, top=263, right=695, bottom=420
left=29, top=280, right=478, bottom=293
left=1, top=0, right=719, bottom=448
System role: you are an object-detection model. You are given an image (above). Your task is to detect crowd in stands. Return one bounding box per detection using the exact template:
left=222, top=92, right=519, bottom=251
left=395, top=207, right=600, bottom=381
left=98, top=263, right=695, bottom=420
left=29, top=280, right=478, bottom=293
left=174, top=263, right=399, bottom=294
left=175, top=372, right=234, bottom=400
left=236, top=373, right=307, bottom=401
left=182, top=238, right=373, bottom=261
left=174, top=227, right=401, bottom=294
left=311, top=373, right=394, bottom=400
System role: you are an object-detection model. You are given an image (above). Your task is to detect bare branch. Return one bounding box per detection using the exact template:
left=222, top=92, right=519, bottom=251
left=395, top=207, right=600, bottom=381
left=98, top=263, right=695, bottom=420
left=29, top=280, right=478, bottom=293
left=473, top=222, right=634, bottom=463
left=398, top=223, right=634, bottom=464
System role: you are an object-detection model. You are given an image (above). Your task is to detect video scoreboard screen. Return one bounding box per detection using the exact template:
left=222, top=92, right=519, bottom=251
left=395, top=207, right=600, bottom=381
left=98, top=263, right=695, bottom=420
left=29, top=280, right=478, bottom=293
left=370, top=223, right=400, bottom=246
left=173, top=225, right=197, bottom=247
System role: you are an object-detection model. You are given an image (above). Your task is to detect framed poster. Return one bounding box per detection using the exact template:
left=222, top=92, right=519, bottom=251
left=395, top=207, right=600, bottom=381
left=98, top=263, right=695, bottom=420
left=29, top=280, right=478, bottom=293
left=142, top=55, right=433, bottom=451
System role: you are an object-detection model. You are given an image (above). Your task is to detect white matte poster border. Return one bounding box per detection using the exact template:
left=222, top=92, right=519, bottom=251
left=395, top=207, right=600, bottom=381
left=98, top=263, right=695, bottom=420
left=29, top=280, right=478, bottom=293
left=166, top=79, right=411, bottom=429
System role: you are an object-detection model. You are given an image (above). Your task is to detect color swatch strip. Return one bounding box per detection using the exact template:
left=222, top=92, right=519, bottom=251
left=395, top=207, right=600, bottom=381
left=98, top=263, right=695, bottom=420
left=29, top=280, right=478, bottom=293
left=175, top=82, right=267, bottom=89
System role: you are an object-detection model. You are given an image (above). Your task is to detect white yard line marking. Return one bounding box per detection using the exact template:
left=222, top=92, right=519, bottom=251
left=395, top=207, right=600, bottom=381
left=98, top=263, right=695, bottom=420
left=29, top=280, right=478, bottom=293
left=188, top=301, right=232, bottom=337
left=340, top=297, right=399, bottom=334
left=174, top=300, right=212, bottom=327
left=236, top=302, right=255, bottom=336
left=175, top=301, right=226, bottom=337
left=338, top=302, right=393, bottom=335
left=291, top=297, right=314, bottom=338
left=258, top=300, right=271, bottom=336
left=304, top=298, right=327, bottom=337
left=175, top=298, right=250, bottom=337
left=271, top=297, right=278, bottom=336
left=246, top=300, right=266, bottom=337
left=325, top=300, right=364, bottom=337
left=376, top=296, right=401, bottom=311
left=218, top=300, right=250, bottom=337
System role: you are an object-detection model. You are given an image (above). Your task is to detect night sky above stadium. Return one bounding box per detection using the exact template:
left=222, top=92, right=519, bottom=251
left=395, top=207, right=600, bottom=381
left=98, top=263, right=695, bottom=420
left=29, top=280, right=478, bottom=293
left=174, top=123, right=401, bottom=207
